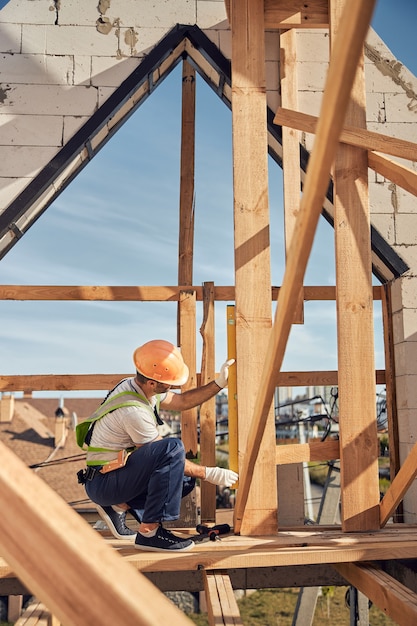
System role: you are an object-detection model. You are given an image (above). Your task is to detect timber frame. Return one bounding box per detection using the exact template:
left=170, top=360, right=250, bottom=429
left=1, top=1, right=417, bottom=625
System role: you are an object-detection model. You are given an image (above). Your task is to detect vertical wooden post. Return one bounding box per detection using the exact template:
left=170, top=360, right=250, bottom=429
left=280, top=28, right=304, bottom=324
left=226, top=305, right=239, bottom=480
left=279, top=27, right=305, bottom=524
left=330, top=0, right=380, bottom=530
left=231, top=0, right=278, bottom=535
left=381, top=282, right=402, bottom=521
left=178, top=59, right=197, bottom=458
left=200, top=281, right=217, bottom=522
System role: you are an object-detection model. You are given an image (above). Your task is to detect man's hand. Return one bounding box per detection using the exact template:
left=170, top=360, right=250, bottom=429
left=205, top=467, right=238, bottom=487
left=215, top=359, right=235, bottom=388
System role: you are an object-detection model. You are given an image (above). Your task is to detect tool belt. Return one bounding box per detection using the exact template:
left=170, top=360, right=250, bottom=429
left=77, top=466, right=102, bottom=484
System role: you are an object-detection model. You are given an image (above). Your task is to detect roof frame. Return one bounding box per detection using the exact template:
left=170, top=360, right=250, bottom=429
left=0, top=24, right=407, bottom=280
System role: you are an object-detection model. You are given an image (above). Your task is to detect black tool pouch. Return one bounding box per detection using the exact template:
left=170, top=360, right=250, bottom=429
left=77, top=469, right=87, bottom=484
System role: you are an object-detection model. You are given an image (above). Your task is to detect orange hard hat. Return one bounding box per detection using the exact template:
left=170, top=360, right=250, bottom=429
left=133, top=339, right=189, bottom=386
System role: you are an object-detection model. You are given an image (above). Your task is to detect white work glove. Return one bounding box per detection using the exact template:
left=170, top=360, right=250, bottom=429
left=205, top=466, right=239, bottom=487
left=215, top=358, right=235, bottom=388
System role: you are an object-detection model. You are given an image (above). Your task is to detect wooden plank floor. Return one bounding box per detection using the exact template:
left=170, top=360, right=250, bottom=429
left=2, top=525, right=417, bottom=584
left=14, top=599, right=54, bottom=626
left=109, top=525, right=417, bottom=573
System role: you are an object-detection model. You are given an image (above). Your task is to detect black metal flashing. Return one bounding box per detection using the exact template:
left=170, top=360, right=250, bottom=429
left=0, top=23, right=408, bottom=280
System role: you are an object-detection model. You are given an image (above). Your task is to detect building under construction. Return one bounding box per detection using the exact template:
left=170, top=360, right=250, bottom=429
left=1, top=0, right=417, bottom=624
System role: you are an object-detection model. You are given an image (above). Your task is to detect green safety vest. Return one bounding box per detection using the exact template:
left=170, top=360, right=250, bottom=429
left=76, top=388, right=162, bottom=467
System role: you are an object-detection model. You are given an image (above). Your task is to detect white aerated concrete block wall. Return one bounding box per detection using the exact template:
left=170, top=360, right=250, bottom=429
left=0, top=0, right=229, bottom=209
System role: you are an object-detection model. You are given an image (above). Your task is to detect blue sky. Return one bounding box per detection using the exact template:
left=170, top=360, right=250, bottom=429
left=0, top=1, right=416, bottom=396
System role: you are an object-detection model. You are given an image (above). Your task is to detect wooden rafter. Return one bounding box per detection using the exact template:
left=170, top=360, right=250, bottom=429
left=274, top=107, right=417, bottom=194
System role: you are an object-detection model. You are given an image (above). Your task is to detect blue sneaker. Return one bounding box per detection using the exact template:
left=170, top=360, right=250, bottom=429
left=95, top=505, right=136, bottom=540
left=135, top=526, right=194, bottom=552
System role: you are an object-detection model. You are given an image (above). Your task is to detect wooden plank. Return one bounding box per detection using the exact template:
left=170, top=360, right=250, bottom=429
left=381, top=283, right=401, bottom=520
left=277, top=464, right=305, bottom=526
left=200, top=282, right=217, bottom=522
left=0, top=284, right=383, bottom=302
left=4, top=527, right=417, bottom=577
left=203, top=570, right=243, bottom=626
left=233, top=0, right=377, bottom=534
left=0, top=443, right=192, bottom=626
left=0, top=369, right=386, bottom=392
left=380, top=441, right=417, bottom=527
left=330, top=0, right=380, bottom=531
left=273, top=107, right=417, bottom=162
left=118, top=526, right=417, bottom=572
left=231, top=0, right=277, bottom=535
left=178, top=290, right=198, bottom=458
left=226, top=306, right=239, bottom=478
left=276, top=439, right=340, bottom=465
left=280, top=28, right=304, bottom=325
left=276, top=369, right=386, bottom=386
left=8, top=594, right=22, bottom=622
left=14, top=600, right=43, bottom=626
left=334, top=562, right=417, bottom=626
left=225, top=0, right=329, bottom=29
left=368, top=151, right=417, bottom=197
left=177, top=59, right=198, bottom=460
left=178, top=59, right=196, bottom=290
left=0, top=285, right=233, bottom=301
left=277, top=29, right=304, bottom=529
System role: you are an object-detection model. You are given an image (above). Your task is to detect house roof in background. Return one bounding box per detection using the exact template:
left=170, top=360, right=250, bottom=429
left=0, top=397, right=102, bottom=511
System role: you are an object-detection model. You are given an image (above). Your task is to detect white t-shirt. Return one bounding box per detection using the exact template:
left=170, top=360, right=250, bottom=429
left=87, top=377, right=167, bottom=455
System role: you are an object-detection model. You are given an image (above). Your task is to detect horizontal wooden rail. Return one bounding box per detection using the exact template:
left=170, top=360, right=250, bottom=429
left=0, top=370, right=386, bottom=392
left=276, top=439, right=340, bottom=465
left=0, top=285, right=382, bottom=301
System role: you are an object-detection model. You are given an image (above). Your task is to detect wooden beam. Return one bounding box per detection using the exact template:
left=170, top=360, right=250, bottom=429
left=231, top=0, right=277, bottom=535
left=273, top=107, right=417, bottom=162
left=177, top=60, right=198, bottom=458
left=368, top=152, right=417, bottom=197
left=0, top=369, right=386, bottom=393
left=233, top=0, right=377, bottom=534
left=280, top=29, right=304, bottom=324
left=0, top=284, right=383, bottom=301
left=203, top=570, right=243, bottom=626
left=178, top=290, right=198, bottom=457
left=274, top=108, right=417, bottom=195
left=380, top=441, right=417, bottom=527
left=334, top=562, right=417, bottom=625
left=5, top=526, right=417, bottom=576
left=199, top=282, right=217, bottom=522
left=225, top=0, right=329, bottom=29
left=331, top=0, right=380, bottom=531
left=0, top=442, right=192, bottom=626
left=381, top=282, right=402, bottom=521
left=276, top=439, right=340, bottom=465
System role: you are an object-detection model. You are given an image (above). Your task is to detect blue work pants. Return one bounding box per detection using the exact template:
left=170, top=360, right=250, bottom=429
left=85, top=438, right=195, bottom=524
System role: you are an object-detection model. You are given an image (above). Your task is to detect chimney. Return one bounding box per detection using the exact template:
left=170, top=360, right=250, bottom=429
left=0, top=393, right=15, bottom=423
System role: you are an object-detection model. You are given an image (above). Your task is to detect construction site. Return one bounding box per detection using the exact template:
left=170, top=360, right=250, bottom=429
left=1, top=0, right=417, bottom=624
